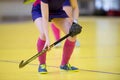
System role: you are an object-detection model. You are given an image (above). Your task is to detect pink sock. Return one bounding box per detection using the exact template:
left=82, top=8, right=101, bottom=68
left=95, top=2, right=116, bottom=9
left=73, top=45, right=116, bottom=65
left=37, top=38, right=46, bottom=65
left=51, top=23, right=60, bottom=41
left=61, top=39, right=76, bottom=65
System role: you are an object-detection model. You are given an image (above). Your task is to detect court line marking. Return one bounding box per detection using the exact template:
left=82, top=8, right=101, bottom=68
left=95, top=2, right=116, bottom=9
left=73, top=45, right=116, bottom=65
left=0, top=59, right=120, bottom=75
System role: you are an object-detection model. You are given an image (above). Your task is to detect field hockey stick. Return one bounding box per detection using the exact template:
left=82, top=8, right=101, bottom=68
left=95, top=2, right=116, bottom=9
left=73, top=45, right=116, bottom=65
left=19, top=22, right=82, bottom=68
left=19, top=33, right=71, bottom=68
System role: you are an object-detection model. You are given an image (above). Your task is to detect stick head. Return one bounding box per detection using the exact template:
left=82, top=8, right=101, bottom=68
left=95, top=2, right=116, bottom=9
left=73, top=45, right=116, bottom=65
left=19, top=60, right=24, bottom=68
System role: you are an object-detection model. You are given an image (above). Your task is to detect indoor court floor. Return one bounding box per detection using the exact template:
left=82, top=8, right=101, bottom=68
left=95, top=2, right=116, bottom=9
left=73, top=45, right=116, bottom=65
left=0, top=17, right=120, bottom=80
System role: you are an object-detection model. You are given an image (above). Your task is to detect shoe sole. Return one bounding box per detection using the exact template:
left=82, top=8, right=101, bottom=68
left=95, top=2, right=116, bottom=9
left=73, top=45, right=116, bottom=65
left=39, top=72, right=48, bottom=74
left=60, top=69, right=79, bottom=72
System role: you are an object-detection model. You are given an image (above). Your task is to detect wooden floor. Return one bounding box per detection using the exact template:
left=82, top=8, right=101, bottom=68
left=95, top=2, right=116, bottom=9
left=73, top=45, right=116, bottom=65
left=0, top=17, right=120, bottom=80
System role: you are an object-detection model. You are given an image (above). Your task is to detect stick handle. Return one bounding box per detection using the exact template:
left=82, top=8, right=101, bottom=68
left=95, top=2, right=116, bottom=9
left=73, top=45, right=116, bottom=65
left=19, top=33, right=71, bottom=68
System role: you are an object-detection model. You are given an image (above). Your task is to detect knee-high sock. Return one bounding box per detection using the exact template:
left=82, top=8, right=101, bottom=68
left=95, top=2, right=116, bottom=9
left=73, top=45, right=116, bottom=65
left=37, top=38, right=46, bottom=65
left=61, top=39, right=76, bottom=65
left=51, top=23, right=60, bottom=41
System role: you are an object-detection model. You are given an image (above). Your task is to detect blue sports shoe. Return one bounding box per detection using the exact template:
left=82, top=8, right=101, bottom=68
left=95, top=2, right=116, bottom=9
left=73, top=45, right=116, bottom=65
left=60, top=64, right=79, bottom=71
left=38, top=64, right=47, bottom=74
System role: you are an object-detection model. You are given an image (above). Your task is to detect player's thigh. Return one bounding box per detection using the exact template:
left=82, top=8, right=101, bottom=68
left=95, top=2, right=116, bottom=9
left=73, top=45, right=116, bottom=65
left=63, top=6, right=72, bottom=18
left=34, top=18, right=45, bottom=40
left=52, top=18, right=76, bottom=41
left=52, top=18, right=72, bottom=34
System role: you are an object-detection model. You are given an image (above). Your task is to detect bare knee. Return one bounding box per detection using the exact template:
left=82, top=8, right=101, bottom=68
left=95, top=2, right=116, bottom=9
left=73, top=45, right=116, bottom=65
left=39, top=33, right=46, bottom=41
left=67, top=36, right=76, bottom=42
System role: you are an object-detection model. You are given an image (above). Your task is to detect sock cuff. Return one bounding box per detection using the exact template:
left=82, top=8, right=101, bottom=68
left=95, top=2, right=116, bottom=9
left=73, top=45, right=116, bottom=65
left=37, top=38, right=46, bottom=45
left=65, top=39, right=76, bottom=46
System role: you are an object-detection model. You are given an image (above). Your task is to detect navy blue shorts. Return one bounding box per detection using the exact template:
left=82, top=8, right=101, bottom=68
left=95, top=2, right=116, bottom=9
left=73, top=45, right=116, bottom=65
left=63, top=0, right=71, bottom=6
left=31, top=4, right=68, bottom=21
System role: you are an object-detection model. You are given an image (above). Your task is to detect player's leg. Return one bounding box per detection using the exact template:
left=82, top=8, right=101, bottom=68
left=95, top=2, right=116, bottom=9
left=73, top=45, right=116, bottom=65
left=63, top=6, right=80, bottom=47
left=51, top=23, right=60, bottom=41
left=34, top=18, right=47, bottom=73
left=51, top=23, right=61, bottom=47
left=32, top=3, right=48, bottom=73
left=52, top=18, right=79, bottom=71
